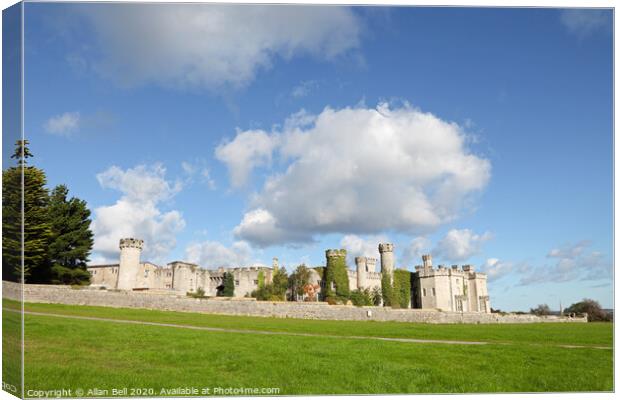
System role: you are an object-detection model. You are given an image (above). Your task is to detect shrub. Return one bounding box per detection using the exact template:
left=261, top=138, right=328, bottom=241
left=187, top=287, right=207, bottom=299
left=371, top=287, right=382, bottom=306
left=530, top=304, right=551, bottom=316
left=350, top=288, right=373, bottom=306
left=565, top=298, right=612, bottom=322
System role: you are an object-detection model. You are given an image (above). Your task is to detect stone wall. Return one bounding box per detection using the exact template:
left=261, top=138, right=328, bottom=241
left=2, top=281, right=587, bottom=324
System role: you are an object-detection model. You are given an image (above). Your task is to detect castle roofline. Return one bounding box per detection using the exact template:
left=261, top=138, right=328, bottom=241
left=87, top=264, right=119, bottom=268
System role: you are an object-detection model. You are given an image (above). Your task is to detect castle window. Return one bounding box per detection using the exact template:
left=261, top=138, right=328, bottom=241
left=144, top=270, right=149, bottom=278
left=254, top=280, right=259, bottom=285
left=432, top=288, right=436, bottom=296
left=422, top=288, right=427, bottom=297
left=235, top=280, right=240, bottom=286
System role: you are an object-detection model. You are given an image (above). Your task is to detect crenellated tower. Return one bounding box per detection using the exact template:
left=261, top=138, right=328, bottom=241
left=378, top=243, right=395, bottom=277
left=117, top=238, right=143, bottom=290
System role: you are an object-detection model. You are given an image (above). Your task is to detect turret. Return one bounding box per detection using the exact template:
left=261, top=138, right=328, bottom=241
left=378, top=243, right=395, bottom=277
left=272, top=257, right=279, bottom=271
left=355, top=256, right=367, bottom=288
left=117, top=238, right=143, bottom=290
left=366, top=257, right=377, bottom=273
left=422, top=254, right=433, bottom=271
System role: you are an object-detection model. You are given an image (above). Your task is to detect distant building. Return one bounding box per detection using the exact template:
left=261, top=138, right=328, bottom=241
left=87, top=238, right=490, bottom=313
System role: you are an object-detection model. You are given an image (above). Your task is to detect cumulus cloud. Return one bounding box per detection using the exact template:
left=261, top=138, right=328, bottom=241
left=44, top=112, right=80, bottom=136
left=434, top=229, right=493, bottom=262
left=519, top=241, right=611, bottom=285
left=340, top=234, right=388, bottom=266
left=479, top=258, right=529, bottom=282
left=221, top=102, right=491, bottom=247
left=215, top=130, right=279, bottom=188
left=77, top=4, right=361, bottom=90
left=402, top=236, right=432, bottom=266
left=560, top=9, right=611, bottom=38
left=91, top=164, right=185, bottom=264
left=185, top=240, right=256, bottom=268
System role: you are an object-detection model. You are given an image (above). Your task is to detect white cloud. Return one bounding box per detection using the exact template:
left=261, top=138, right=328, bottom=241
left=434, top=229, right=493, bottom=262
left=184, top=240, right=255, bottom=268
left=402, top=236, right=432, bottom=265
left=44, top=112, right=80, bottom=136
left=519, top=241, right=611, bottom=285
left=291, top=80, right=318, bottom=98
left=480, top=258, right=526, bottom=282
left=91, top=164, right=185, bottom=264
left=78, top=5, right=361, bottom=90
left=340, top=234, right=388, bottom=266
left=232, top=208, right=312, bottom=247
left=181, top=160, right=216, bottom=190
left=560, top=9, right=610, bottom=38
left=215, top=130, right=278, bottom=188
left=222, top=102, right=491, bottom=247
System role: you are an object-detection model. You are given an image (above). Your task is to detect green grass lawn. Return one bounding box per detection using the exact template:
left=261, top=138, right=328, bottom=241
left=3, top=299, right=614, bottom=395
left=2, top=309, right=22, bottom=397
left=5, top=299, right=613, bottom=347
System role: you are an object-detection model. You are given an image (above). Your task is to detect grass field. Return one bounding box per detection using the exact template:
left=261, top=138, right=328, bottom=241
left=3, top=299, right=614, bottom=395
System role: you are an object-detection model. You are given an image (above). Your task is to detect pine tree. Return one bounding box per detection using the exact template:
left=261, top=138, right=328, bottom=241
left=2, top=140, right=51, bottom=282
left=48, top=184, right=94, bottom=284
left=219, top=272, right=235, bottom=297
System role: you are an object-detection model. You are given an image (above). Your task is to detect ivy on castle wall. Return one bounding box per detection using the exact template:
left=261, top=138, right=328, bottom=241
left=393, top=269, right=411, bottom=309
left=381, top=272, right=394, bottom=307
left=325, top=251, right=350, bottom=301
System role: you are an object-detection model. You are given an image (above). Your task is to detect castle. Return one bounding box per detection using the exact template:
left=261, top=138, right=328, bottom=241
left=87, top=238, right=490, bottom=313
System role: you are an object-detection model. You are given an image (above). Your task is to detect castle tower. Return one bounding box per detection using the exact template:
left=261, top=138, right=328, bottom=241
left=117, top=238, right=144, bottom=290
left=325, top=249, right=347, bottom=294
left=366, top=257, right=377, bottom=273
left=355, top=256, right=367, bottom=289
left=378, top=243, right=395, bottom=276
left=272, top=257, right=279, bottom=271
left=422, top=254, right=433, bottom=271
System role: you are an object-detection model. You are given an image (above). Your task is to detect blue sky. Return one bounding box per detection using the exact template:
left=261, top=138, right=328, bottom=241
left=17, top=4, right=612, bottom=310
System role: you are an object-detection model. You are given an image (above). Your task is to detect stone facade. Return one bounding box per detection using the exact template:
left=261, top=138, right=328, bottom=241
left=2, top=281, right=586, bottom=324
left=87, top=238, right=490, bottom=313
left=413, top=255, right=490, bottom=312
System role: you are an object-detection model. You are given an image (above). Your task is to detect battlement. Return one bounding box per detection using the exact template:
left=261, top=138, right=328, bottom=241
left=326, top=249, right=347, bottom=258
left=119, top=238, right=144, bottom=250
left=378, top=243, right=394, bottom=253
left=354, top=256, right=366, bottom=264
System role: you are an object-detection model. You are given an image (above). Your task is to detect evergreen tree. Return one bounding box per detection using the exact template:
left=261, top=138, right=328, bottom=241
left=2, top=140, right=51, bottom=282
left=47, top=184, right=94, bottom=284
left=219, top=272, right=235, bottom=297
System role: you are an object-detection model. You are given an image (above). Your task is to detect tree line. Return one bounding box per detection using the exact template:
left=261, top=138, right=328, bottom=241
left=2, top=140, right=94, bottom=284
left=528, top=299, right=612, bottom=322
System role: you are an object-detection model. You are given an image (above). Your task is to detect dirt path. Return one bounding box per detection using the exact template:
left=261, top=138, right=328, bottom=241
left=5, top=308, right=612, bottom=350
